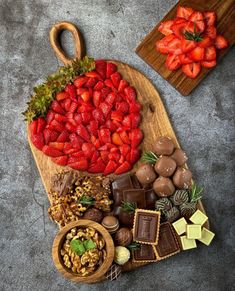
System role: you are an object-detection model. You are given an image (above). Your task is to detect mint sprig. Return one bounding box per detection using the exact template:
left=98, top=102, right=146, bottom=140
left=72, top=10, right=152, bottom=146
left=70, top=238, right=96, bottom=256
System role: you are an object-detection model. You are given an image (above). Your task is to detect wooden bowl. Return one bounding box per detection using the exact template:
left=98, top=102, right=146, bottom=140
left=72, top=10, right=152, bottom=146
left=52, top=219, right=115, bottom=283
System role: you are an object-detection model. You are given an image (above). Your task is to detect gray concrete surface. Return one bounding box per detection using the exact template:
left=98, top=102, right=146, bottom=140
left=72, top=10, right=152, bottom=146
left=0, top=0, right=234, bottom=290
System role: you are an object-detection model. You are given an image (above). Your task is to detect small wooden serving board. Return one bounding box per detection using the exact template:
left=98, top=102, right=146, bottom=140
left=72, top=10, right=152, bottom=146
left=136, top=0, right=235, bottom=96
left=28, top=22, right=209, bottom=275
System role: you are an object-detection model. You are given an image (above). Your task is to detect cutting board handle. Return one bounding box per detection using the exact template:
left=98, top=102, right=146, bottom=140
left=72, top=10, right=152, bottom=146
left=49, top=21, right=85, bottom=66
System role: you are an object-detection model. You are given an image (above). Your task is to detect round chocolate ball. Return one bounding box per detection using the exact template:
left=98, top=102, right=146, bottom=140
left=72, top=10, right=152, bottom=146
left=171, top=148, right=188, bottom=166
left=115, top=227, right=133, bottom=247
left=102, top=216, right=119, bottom=234
left=154, top=136, right=175, bottom=156
left=83, top=208, right=103, bottom=223
left=135, top=164, right=157, bottom=185
left=153, top=177, right=175, bottom=197
left=173, top=167, right=192, bottom=189
left=154, top=156, right=177, bottom=177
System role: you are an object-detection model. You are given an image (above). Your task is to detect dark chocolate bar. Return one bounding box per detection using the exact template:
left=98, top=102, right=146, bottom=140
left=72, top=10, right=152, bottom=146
left=123, top=189, right=146, bottom=209
left=154, top=222, right=180, bottom=260
left=133, top=209, right=161, bottom=245
left=133, top=244, right=157, bottom=262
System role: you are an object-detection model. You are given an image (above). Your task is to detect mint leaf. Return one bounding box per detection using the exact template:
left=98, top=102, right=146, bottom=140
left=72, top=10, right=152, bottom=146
left=70, top=239, right=86, bottom=256
left=84, top=239, right=96, bottom=251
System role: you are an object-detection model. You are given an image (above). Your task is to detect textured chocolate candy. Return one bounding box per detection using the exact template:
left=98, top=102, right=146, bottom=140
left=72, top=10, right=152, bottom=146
left=154, top=156, right=177, bottom=177
left=102, top=216, right=119, bottom=233
left=115, top=227, right=133, bottom=247
left=135, top=164, right=157, bottom=185
left=83, top=208, right=103, bottom=223
left=154, top=136, right=175, bottom=156
left=153, top=177, right=175, bottom=197
left=173, top=167, right=192, bottom=189
left=171, top=148, right=188, bottom=166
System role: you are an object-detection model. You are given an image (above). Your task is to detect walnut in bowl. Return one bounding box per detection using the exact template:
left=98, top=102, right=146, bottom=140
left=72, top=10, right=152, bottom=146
left=52, top=220, right=114, bottom=283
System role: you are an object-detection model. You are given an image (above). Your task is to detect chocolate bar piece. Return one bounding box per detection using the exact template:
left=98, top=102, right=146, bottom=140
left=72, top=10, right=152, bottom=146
left=133, top=209, right=161, bottom=245
left=123, top=189, right=146, bottom=209
left=154, top=222, right=180, bottom=260
left=133, top=244, right=157, bottom=263
left=112, top=174, right=133, bottom=191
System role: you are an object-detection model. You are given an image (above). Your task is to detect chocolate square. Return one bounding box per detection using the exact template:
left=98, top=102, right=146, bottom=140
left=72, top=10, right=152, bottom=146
left=133, top=244, right=157, bottom=262
left=133, top=209, right=161, bottom=245
left=154, top=222, right=180, bottom=260
left=123, top=189, right=146, bottom=208
left=112, top=174, right=133, bottom=190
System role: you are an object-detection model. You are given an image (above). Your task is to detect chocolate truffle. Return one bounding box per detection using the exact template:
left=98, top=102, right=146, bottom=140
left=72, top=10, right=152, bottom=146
left=153, top=177, right=175, bottom=197
left=154, top=136, right=175, bottom=156
left=102, top=216, right=119, bottom=234
left=115, top=227, right=133, bottom=247
left=118, top=208, right=135, bottom=227
left=173, top=167, right=192, bottom=189
left=114, top=246, right=130, bottom=265
left=135, top=164, right=157, bottom=185
left=171, top=148, right=188, bottom=166
left=83, top=208, right=103, bottom=223
left=154, top=156, right=177, bottom=177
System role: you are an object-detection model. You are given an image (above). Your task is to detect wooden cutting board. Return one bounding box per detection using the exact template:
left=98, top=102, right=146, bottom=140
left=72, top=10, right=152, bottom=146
left=28, top=21, right=209, bottom=274
left=136, top=0, right=235, bottom=96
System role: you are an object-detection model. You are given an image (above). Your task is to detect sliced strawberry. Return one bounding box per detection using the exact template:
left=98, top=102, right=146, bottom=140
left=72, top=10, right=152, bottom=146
left=81, top=112, right=92, bottom=124
left=76, top=124, right=90, bottom=141
left=68, top=101, right=78, bottom=113
left=31, top=132, right=45, bottom=150
left=99, top=102, right=112, bottom=117
left=56, top=91, right=70, bottom=101
left=51, top=155, right=68, bottom=166
left=156, top=39, right=169, bottom=54
left=72, top=151, right=85, bottom=158
left=103, top=160, right=118, bottom=175
left=179, top=54, right=193, bottom=64
left=108, top=152, right=120, bottom=162
left=130, top=113, right=141, bottom=129
left=68, top=158, right=88, bottom=170
left=91, top=150, right=99, bottom=163
left=51, top=100, right=65, bottom=115
left=129, top=128, right=143, bottom=148
left=43, top=129, right=58, bottom=144
left=195, top=20, right=205, bottom=33
left=204, top=11, right=216, bottom=27
left=181, top=38, right=196, bottom=53
left=93, top=90, right=102, bottom=107
left=55, top=114, right=67, bottom=123
left=85, top=71, right=101, bottom=79
left=111, top=111, right=123, bottom=122
left=176, top=6, right=193, bottom=20
left=88, top=159, right=106, bottom=173
left=104, top=79, right=115, bottom=89
left=51, top=119, right=65, bottom=132
left=89, top=120, right=98, bottom=135
left=82, top=143, right=95, bottom=157
left=46, top=110, right=55, bottom=124
left=36, top=117, right=46, bottom=133
left=92, top=108, right=105, bottom=124
left=74, top=113, right=82, bottom=125
left=205, top=26, right=217, bottom=39
left=29, top=120, right=38, bottom=136
left=101, top=87, right=112, bottom=98
left=165, top=54, right=181, bottom=71
left=106, top=62, right=117, bottom=78
left=189, top=47, right=205, bottom=61
left=182, top=63, right=201, bottom=78
left=119, top=131, right=130, bottom=144
left=116, top=102, right=129, bottom=114
left=81, top=90, right=91, bottom=103
left=42, top=145, right=63, bottom=157
left=201, top=60, right=217, bottom=68
left=215, top=35, right=229, bottom=49
left=78, top=103, right=94, bottom=113
left=49, top=142, right=65, bottom=151
left=111, top=72, right=122, bottom=88
left=122, top=115, right=131, bottom=129
left=171, top=21, right=187, bottom=39
left=112, top=132, right=123, bottom=146
left=198, top=36, right=213, bottom=48
left=65, top=84, right=77, bottom=100
left=99, top=150, right=109, bottom=163
left=204, top=46, right=216, bottom=61
left=129, top=102, right=141, bottom=113
left=158, top=20, right=174, bottom=35
left=64, top=98, right=71, bottom=112
left=99, top=128, right=111, bottom=144
left=129, top=148, right=141, bottom=164
left=168, top=38, right=182, bottom=55
left=118, top=79, right=129, bottom=92
left=74, top=76, right=88, bottom=88
left=124, top=86, right=137, bottom=102
left=115, top=161, right=131, bottom=175
left=119, top=144, right=131, bottom=157
left=65, top=122, right=77, bottom=133
left=105, top=120, right=118, bottom=132
left=95, top=60, right=107, bottom=79
left=64, top=147, right=79, bottom=155
left=57, top=130, right=69, bottom=142
left=105, top=92, right=116, bottom=105
left=68, top=155, right=82, bottom=164
left=94, top=81, right=104, bottom=91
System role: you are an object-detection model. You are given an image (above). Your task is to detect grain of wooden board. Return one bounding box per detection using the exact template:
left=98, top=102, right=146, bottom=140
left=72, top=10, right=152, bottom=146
left=28, top=21, right=209, bottom=276
left=136, top=0, right=235, bottom=96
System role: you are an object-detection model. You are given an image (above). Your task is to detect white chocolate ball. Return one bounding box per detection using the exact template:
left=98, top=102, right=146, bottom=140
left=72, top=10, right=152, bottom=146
left=114, top=246, right=130, bottom=265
